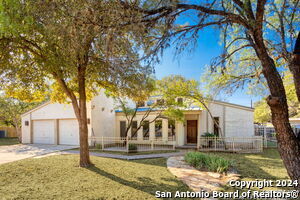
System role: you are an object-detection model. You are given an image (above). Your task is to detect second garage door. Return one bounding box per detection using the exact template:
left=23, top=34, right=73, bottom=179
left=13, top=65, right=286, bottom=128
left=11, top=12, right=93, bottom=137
left=59, top=119, right=79, bottom=145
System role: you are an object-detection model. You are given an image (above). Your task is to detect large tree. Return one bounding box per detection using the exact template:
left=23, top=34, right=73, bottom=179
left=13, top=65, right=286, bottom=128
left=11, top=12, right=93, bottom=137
left=122, top=0, right=300, bottom=184
left=0, top=96, right=41, bottom=140
left=0, top=0, right=156, bottom=167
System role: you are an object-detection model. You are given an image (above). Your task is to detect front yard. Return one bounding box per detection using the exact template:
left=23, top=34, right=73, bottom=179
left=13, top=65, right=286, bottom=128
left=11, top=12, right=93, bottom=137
left=0, top=137, right=19, bottom=146
left=0, top=155, right=191, bottom=200
left=209, top=148, right=289, bottom=191
left=0, top=148, right=288, bottom=199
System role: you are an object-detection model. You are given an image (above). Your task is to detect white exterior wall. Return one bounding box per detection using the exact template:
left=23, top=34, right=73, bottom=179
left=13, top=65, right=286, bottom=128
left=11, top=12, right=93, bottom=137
left=207, top=103, right=225, bottom=135
left=225, top=106, right=254, bottom=138
left=21, top=114, right=31, bottom=143
left=205, top=102, right=254, bottom=138
left=91, top=92, right=115, bottom=138
left=30, top=103, right=78, bottom=120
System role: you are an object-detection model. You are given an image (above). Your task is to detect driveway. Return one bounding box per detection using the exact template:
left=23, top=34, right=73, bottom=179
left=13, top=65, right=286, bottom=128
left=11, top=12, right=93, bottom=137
left=0, top=144, right=78, bottom=165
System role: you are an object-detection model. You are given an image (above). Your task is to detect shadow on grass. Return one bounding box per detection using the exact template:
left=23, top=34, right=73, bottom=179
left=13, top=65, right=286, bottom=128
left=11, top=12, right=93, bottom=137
left=129, top=158, right=167, bottom=167
left=87, top=165, right=191, bottom=199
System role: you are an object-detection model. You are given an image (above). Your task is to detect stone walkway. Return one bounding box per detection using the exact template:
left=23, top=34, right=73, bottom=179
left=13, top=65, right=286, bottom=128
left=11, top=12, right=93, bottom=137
left=62, top=150, right=185, bottom=160
left=167, top=156, right=240, bottom=192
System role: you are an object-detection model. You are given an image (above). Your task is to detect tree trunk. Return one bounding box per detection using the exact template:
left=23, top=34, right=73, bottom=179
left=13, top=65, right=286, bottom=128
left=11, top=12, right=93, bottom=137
left=53, top=68, right=91, bottom=167
left=253, top=34, right=300, bottom=185
left=78, top=65, right=92, bottom=167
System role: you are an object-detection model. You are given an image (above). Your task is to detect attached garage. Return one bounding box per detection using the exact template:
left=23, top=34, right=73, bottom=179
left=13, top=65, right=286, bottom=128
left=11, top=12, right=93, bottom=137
left=33, top=120, right=55, bottom=144
left=59, top=119, right=79, bottom=145
left=21, top=102, right=91, bottom=145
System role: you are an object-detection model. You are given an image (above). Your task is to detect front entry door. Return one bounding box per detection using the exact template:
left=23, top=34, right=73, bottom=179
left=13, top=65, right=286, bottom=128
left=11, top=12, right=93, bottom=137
left=187, top=120, right=198, bottom=143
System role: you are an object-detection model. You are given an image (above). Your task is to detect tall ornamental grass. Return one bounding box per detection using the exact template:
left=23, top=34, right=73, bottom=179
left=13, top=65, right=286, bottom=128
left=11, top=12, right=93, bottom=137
left=184, top=152, right=231, bottom=173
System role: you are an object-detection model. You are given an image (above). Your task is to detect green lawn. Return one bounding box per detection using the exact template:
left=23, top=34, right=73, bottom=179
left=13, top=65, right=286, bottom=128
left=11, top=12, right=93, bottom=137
left=0, top=155, right=192, bottom=200
left=0, top=148, right=289, bottom=199
left=207, top=149, right=289, bottom=191
left=0, top=137, right=19, bottom=146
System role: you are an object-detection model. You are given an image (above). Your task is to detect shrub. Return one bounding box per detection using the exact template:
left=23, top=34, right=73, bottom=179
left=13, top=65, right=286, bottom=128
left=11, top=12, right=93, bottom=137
left=128, top=143, right=138, bottom=151
left=184, top=152, right=231, bottom=173
left=95, top=143, right=102, bottom=149
left=202, top=132, right=217, bottom=137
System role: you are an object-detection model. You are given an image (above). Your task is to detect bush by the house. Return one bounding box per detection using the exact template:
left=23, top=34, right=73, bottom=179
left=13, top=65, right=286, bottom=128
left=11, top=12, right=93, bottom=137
left=202, top=132, right=217, bottom=137
left=128, top=143, right=138, bottom=151
left=184, top=152, right=231, bottom=173
left=95, top=143, right=102, bottom=149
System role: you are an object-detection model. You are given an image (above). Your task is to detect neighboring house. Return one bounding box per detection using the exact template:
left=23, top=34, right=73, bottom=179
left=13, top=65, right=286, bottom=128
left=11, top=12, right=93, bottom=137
left=21, top=91, right=254, bottom=146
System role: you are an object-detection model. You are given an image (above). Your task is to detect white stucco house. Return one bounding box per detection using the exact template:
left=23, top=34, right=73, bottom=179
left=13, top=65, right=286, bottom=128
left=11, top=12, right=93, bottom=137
left=21, top=91, right=254, bottom=146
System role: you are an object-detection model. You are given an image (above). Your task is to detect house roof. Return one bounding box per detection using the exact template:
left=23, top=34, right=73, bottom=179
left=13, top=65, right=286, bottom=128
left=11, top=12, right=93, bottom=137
left=210, top=100, right=254, bottom=111
left=115, top=106, right=202, bottom=113
left=21, top=101, right=51, bottom=117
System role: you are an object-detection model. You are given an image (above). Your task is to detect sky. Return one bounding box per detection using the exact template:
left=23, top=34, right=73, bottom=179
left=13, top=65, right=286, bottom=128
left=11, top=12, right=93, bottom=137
left=153, top=15, right=262, bottom=108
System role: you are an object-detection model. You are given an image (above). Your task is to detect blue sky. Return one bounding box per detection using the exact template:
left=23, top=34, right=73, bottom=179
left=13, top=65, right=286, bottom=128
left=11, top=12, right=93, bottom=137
left=154, top=27, right=262, bottom=107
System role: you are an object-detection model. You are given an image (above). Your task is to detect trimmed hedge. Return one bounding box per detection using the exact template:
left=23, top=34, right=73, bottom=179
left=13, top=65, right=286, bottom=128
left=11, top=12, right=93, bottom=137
left=184, top=152, right=231, bottom=173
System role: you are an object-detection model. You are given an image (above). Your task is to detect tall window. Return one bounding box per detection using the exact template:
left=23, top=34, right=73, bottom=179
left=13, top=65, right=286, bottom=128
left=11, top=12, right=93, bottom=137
left=213, top=117, right=220, bottom=137
left=131, top=121, right=138, bottom=139
left=155, top=120, right=162, bottom=138
left=168, top=120, right=176, bottom=140
left=120, top=121, right=126, bottom=137
left=142, top=120, right=149, bottom=140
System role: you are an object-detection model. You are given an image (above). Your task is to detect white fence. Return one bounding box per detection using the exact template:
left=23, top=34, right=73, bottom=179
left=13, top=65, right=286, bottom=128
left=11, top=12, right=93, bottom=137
left=197, top=137, right=263, bottom=153
left=89, top=136, right=176, bottom=152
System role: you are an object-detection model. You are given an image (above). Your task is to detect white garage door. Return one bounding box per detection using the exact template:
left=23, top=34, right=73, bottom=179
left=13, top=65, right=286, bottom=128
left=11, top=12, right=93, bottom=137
left=59, top=119, right=79, bottom=145
left=33, top=120, right=55, bottom=144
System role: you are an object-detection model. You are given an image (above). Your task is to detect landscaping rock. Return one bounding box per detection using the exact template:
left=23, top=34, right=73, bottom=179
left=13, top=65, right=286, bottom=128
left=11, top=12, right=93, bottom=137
left=167, top=156, right=240, bottom=192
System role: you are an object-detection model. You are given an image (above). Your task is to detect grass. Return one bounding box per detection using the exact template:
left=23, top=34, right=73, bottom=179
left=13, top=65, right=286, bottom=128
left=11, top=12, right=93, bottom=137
left=184, top=152, right=231, bottom=173
left=0, top=155, right=192, bottom=200
left=206, top=149, right=289, bottom=191
left=0, top=137, right=19, bottom=146
left=266, top=140, right=277, bottom=148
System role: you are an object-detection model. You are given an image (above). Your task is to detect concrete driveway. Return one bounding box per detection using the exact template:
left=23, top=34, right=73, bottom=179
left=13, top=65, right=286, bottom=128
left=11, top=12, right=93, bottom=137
left=0, top=144, right=78, bottom=165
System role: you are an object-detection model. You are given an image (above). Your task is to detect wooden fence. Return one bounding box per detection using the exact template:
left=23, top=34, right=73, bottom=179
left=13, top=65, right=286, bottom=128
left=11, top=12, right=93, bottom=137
left=0, top=127, right=19, bottom=137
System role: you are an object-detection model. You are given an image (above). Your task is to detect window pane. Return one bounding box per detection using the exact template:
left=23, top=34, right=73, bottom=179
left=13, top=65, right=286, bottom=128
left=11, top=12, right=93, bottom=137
left=213, top=117, right=220, bottom=137
left=142, top=120, right=149, bottom=140
left=155, top=120, right=162, bottom=138
left=131, top=121, right=138, bottom=139
left=168, top=120, right=175, bottom=139
left=120, top=121, right=126, bottom=137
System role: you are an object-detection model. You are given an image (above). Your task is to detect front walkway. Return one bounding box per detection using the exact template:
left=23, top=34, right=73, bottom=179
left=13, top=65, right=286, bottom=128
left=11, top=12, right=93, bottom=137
left=0, top=144, right=78, bottom=165
left=63, top=150, right=185, bottom=160
left=167, top=156, right=240, bottom=192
